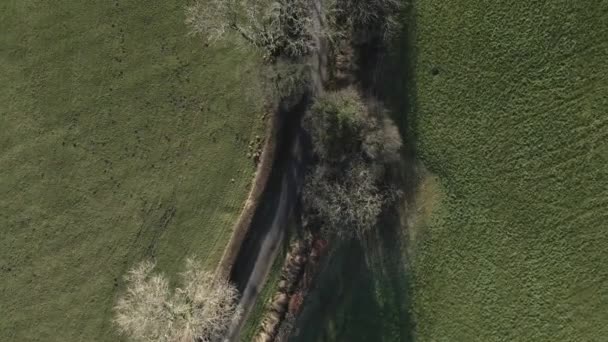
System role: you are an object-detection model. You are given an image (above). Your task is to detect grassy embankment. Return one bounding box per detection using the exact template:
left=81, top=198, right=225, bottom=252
left=291, top=0, right=608, bottom=341
left=239, top=217, right=301, bottom=341
left=411, top=1, right=608, bottom=341
left=0, top=1, right=265, bottom=341
left=240, top=246, right=286, bottom=341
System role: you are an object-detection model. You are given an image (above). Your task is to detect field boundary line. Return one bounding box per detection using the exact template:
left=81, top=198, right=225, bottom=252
left=216, top=110, right=280, bottom=279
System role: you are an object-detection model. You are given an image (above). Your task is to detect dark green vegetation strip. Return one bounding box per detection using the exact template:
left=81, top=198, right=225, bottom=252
left=240, top=245, right=286, bottom=341
left=412, top=0, right=608, bottom=341
left=291, top=232, right=413, bottom=342
left=0, top=1, right=264, bottom=341
left=240, top=217, right=299, bottom=341
left=287, top=7, right=416, bottom=342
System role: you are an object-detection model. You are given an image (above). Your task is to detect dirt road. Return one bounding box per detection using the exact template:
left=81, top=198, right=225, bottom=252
left=225, top=1, right=327, bottom=339
left=224, top=98, right=309, bottom=341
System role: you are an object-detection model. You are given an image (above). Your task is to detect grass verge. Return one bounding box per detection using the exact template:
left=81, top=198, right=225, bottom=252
left=240, top=245, right=286, bottom=341
left=239, top=216, right=301, bottom=341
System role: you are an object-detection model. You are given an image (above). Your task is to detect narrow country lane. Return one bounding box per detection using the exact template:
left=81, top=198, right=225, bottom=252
left=225, top=0, right=327, bottom=339
left=224, top=102, right=308, bottom=341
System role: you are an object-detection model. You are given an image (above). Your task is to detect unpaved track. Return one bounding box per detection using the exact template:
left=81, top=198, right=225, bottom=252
left=225, top=1, right=327, bottom=339
left=225, top=99, right=308, bottom=341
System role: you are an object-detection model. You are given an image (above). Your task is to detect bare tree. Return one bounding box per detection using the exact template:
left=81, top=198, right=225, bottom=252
left=114, top=259, right=240, bottom=342
left=303, top=87, right=402, bottom=239
left=185, top=0, right=402, bottom=59
left=185, top=0, right=315, bottom=58
left=304, top=159, right=395, bottom=239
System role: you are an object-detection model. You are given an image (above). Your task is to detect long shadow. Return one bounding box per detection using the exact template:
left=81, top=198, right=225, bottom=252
left=289, top=240, right=384, bottom=342
left=290, top=216, right=414, bottom=342
left=229, top=94, right=311, bottom=292
left=357, top=0, right=421, bottom=202
left=369, top=208, right=416, bottom=341
left=290, top=4, right=421, bottom=341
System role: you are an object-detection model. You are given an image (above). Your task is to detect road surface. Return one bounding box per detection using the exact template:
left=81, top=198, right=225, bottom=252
left=225, top=1, right=327, bottom=338
left=224, top=98, right=309, bottom=341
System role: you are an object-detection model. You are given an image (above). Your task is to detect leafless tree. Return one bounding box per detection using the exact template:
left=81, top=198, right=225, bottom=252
left=275, top=313, right=296, bottom=342
left=303, top=88, right=402, bottom=239
left=185, top=0, right=402, bottom=59
left=304, top=160, right=395, bottom=239
left=266, top=59, right=311, bottom=108
left=114, top=259, right=241, bottom=342
left=185, top=0, right=315, bottom=58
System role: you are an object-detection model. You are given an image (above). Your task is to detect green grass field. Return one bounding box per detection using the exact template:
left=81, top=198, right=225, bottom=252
left=0, top=1, right=265, bottom=341
left=411, top=0, right=608, bottom=341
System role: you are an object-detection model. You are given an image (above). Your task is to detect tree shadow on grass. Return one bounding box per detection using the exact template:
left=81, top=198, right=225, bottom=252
left=290, top=215, right=415, bottom=342
left=289, top=240, right=385, bottom=342
left=365, top=210, right=416, bottom=341
left=289, top=5, right=421, bottom=341
left=289, top=188, right=416, bottom=341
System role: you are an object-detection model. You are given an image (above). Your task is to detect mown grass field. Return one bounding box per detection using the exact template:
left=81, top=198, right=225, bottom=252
left=0, top=1, right=265, bottom=341
left=411, top=0, right=608, bottom=341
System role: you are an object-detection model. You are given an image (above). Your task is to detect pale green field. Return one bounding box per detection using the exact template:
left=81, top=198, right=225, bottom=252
left=0, top=1, right=265, bottom=341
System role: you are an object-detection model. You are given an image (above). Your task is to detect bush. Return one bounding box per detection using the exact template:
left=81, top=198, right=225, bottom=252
left=305, top=88, right=401, bottom=166
left=306, top=87, right=368, bottom=162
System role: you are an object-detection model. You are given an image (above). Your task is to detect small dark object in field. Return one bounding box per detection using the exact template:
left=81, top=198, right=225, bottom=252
left=431, top=67, right=440, bottom=76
